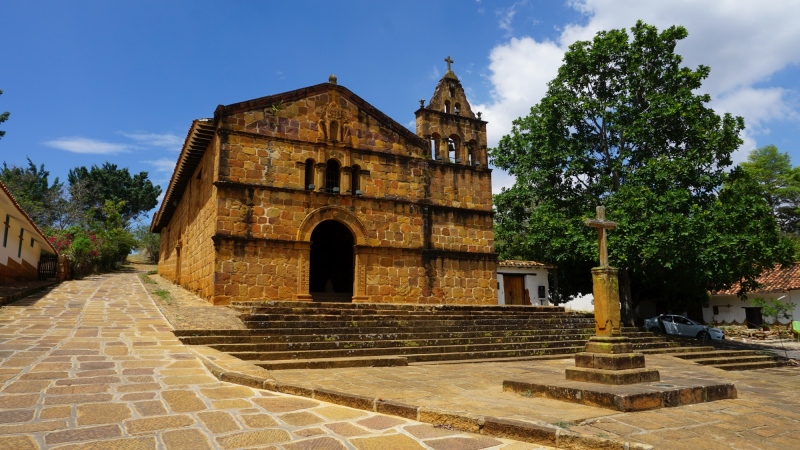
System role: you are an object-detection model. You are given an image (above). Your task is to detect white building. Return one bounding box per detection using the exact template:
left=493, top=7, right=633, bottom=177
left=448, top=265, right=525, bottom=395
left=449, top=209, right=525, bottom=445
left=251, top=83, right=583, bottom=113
left=707, top=263, right=800, bottom=327
left=496, top=260, right=553, bottom=306
left=0, top=181, right=58, bottom=283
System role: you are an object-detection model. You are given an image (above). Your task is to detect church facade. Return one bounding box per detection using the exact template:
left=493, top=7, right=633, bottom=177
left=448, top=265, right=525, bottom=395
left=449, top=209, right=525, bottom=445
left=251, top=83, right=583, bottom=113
left=151, top=61, right=497, bottom=305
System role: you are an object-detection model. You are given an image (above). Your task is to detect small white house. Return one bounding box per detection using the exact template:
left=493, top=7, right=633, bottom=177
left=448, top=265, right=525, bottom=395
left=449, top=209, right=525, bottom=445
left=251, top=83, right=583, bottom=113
left=497, top=260, right=554, bottom=306
left=0, top=181, right=58, bottom=284
left=707, top=263, right=800, bottom=327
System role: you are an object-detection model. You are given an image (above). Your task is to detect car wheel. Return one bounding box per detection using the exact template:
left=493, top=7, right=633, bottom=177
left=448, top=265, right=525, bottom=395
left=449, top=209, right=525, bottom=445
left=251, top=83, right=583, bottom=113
left=697, top=331, right=710, bottom=340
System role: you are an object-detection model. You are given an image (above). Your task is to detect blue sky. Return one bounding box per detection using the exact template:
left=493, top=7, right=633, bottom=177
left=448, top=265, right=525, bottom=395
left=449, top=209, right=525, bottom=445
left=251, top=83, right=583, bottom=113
left=2, top=1, right=799, bottom=225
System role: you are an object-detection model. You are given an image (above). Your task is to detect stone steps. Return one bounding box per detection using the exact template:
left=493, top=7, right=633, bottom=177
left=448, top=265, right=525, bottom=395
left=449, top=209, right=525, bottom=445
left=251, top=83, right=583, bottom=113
left=204, top=334, right=666, bottom=353
left=174, top=301, right=685, bottom=370
left=671, top=348, right=792, bottom=370
left=240, top=317, right=598, bottom=330
left=229, top=339, right=589, bottom=361
left=712, top=360, right=792, bottom=370
left=184, top=323, right=610, bottom=337
left=251, top=346, right=588, bottom=370
left=638, top=346, right=715, bottom=355
left=671, top=350, right=759, bottom=360
left=232, top=301, right=569, bottom=314
left=178, top=328, right=659, bottom=345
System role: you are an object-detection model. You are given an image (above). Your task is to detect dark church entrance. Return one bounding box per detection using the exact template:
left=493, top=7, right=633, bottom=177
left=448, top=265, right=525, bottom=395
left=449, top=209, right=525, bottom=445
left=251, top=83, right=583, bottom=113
left=309, top=220, right=354, bottom=302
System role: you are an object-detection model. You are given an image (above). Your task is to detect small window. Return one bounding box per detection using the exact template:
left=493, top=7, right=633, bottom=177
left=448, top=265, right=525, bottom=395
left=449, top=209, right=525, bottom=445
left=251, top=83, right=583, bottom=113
left=30, top=237, right=34, bottom=247
left=444, top=100, right=451, bottom=114
left=351, top=165, right=361, bottom=193
left=304, top=159, right=315, bottom=189
left=713, top=306, right=719, bottom=315
left=325, top=159, right=340, bottom=192
left=2, top=214, right=8, bottom=247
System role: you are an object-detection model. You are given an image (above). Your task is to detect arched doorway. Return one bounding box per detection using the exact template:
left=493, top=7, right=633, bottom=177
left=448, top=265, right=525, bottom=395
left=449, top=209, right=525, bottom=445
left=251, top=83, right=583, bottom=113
left=309, top=220, right=354, bottom=302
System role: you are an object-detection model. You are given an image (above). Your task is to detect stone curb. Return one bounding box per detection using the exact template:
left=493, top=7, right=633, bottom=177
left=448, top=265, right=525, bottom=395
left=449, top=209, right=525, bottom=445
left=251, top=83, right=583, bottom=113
left=0, top=281, right=59, bottom=307
left=191, top=348, right=652, bottom=450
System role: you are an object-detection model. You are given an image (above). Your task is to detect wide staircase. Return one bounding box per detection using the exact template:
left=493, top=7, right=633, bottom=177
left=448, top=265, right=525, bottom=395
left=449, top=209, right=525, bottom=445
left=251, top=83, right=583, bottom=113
left=174, top=301, right=711, bottom=370
left=668, top=338, right=794, bottom=371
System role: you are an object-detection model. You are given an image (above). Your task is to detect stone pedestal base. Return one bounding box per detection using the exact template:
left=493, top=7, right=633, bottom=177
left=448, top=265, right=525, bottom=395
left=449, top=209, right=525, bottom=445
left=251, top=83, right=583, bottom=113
left=566, top=336, right=660, bottom=385
left=294, top=294, right=313, bottom=302
left=566, top=366, right=661, bottom=384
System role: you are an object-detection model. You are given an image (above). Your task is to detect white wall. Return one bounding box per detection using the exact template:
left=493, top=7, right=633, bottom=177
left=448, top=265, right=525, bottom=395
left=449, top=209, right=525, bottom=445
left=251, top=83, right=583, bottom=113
left=0, top=206, right=49, bottom=273
left=563, top=293, right=594, bottom=312
left=497, top=267, right=550, bottom=306
left=705, top=291, right=800, bottom=325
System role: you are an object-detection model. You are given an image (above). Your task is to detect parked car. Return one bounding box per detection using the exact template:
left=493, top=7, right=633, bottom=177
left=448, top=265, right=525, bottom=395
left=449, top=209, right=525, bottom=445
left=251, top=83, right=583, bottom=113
left=644, top=314, right=725, bottom=340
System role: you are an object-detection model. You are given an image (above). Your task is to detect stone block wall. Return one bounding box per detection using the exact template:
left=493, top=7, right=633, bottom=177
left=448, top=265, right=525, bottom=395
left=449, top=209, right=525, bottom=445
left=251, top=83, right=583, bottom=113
left=158, top=139, right=218, bottom=301
left=212, top=239, right=302, bottom=305
left=221, top=90, right=426, bottom=160
left=360, top=250, right=497, bottom=304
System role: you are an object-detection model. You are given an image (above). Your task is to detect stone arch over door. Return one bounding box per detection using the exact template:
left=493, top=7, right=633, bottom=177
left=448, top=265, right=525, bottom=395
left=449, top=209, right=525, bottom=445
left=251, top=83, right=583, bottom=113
left=296, top=207, right=369, bottom=302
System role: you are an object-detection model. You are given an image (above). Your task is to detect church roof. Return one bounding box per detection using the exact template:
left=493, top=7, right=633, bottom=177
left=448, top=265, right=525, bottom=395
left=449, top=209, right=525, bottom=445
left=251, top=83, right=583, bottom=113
left=713, top=263, right=800, bottom=295
left=150, top=119, right=215, bottom=233
left=0, top=180, right=57, bottom=255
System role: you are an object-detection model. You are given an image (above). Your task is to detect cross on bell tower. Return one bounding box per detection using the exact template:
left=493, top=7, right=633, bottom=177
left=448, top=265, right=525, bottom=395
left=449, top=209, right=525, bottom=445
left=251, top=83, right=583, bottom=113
left=444, top=56, right=454, bottom=72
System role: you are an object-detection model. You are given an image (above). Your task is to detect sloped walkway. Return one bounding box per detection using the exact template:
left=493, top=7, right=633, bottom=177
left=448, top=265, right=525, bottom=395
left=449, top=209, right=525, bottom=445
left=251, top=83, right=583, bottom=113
left=0, top=272, right=545, bottom=450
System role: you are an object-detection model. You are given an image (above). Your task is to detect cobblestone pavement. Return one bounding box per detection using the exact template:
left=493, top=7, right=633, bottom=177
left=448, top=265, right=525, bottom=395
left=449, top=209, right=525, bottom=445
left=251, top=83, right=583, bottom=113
left=272, top=344, right=800, bottom=449
left=0, top=272, right=547, bottom=450
left=138, top=269, right=246, bottom=331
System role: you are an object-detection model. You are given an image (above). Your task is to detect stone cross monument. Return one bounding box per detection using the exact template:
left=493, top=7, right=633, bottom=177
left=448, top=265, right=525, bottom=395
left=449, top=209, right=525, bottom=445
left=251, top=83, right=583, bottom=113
left=584, top=206, right=620, bottom=336
left=565, top=206, right=660, bottom=384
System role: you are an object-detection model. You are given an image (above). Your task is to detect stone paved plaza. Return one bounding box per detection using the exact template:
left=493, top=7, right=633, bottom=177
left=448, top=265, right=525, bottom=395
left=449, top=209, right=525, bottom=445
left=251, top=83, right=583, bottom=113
left=0, top=272, right=546, bottom=450
left=3, top=270, right=800, bottom=449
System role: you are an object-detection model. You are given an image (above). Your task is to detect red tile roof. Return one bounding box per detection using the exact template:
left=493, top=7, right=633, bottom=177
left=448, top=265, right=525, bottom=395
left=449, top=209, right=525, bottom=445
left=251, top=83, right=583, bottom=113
left=498, top=260, right=555, bottom=269
left=714, top=263, right=800, bottom=295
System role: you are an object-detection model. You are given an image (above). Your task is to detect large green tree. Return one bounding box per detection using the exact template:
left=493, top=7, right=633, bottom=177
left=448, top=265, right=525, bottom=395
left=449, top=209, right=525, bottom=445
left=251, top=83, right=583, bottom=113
left=0, top=89, right=8, bottom=140
left=67, top=163, right=161, bottom=226
left=739, top=145, right=800, bottom=234
left=0, top=158, right=64, bottom=228
left=491, top=21, right=792, bottom=323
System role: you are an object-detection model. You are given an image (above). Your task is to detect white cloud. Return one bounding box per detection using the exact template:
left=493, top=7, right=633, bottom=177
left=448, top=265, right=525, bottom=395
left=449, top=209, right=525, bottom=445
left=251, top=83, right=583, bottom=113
left=120, top=132, right=183, bottom=150
left=44, top=137, right=131, bottom=154
left=479, top=0, right=800, bottom=192
left=496, top=6, right=517, bottom=34
left=429, top=65, right=441, bottom=80
left=144, top=158, right=177, bottom=173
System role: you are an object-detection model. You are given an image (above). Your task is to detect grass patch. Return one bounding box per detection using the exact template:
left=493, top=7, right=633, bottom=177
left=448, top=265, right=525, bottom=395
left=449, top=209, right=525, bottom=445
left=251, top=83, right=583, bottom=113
left=140, top=273, right=157, bottom=284
left=153, top=288, right=172, bottom=305
left=553, top=421, right=573, bottom=430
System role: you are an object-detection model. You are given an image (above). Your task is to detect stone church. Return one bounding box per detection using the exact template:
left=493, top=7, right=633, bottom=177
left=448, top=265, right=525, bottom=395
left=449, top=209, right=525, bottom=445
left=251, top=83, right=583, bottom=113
left=150, top=60, right=497, bottom=305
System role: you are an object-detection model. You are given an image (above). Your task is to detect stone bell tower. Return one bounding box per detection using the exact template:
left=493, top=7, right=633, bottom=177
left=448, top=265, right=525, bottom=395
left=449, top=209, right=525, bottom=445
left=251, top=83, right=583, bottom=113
left=415, top=56, right=488, bottom=167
